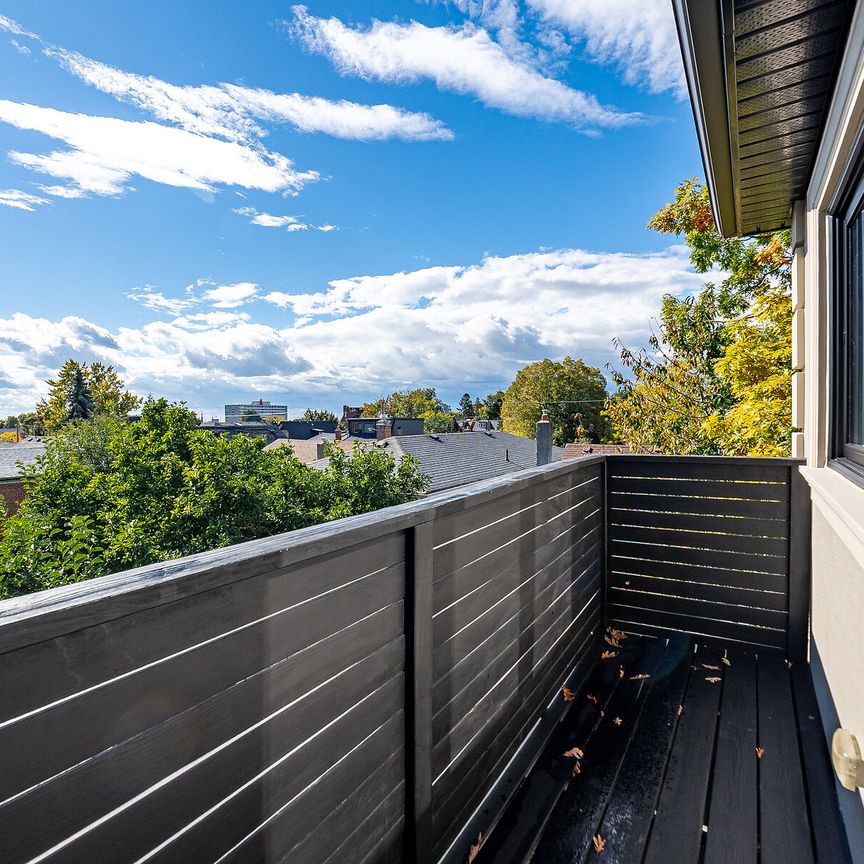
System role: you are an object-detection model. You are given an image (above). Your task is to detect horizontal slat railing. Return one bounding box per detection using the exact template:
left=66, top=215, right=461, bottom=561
left=0, top=455, right=605, bottom=864
left=604, top=455, right=809, bottom=660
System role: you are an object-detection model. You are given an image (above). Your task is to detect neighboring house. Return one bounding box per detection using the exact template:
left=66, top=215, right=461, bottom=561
left=312, top=427, right=562, bottom=494
left=0, top=443, right=46, bottom=516
left=265, top=434, right=354, bottom=464
left=347, top=416, right=424, bottom=439
left=199, top=420, right=287, bottom=445
left=277, top=420, right=337, bottom=439
left=223, top=400, right=287, bottom=423
left=676, top=0, right=864, bottom=840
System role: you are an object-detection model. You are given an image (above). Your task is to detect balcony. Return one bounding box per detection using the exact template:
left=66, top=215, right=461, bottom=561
left=0, top=455, right=852, bottom=863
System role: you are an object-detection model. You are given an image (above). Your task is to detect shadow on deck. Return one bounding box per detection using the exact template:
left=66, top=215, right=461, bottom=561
left=475, top=633, right=852, bottom=864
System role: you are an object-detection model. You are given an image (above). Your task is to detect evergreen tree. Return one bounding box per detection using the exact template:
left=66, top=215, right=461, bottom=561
left=459, top=393, right=475, bottom=417
left=66, top=367, right=95, bottom=422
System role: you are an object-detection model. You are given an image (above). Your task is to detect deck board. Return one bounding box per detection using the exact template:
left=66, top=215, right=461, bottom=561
left=473, top=634, right=848, bottom=864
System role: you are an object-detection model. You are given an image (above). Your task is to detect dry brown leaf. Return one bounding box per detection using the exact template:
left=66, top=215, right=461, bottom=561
left=705, top=676, right=721, bottom=683
left=609, top=627, right=628, bottom=641
left=586, top=692, right=599, bottom=704
left=618, top=666, right=625, bottom=679
left=599, top=709, right=605, bottom=718
left=676, top=705, right=684, bottom=717
left=468, top=832, right=483, bottom=863
left=604, top=634, right=621, bottom=649
left=601, top=650, right=618, bottom=660
left=593, top=834, right=606, bottom=853
left=613, top=716, right=623, bottom=726
left=630, top=673, right=650, bottom=681
left=562, top=686, right=575, bottom=702
left=702, top=664, right=721, bottom=671
left=756, top=746, right=765, bottom=759
left=563, top=747, right=584, bottom=759
left=721, top=657, right=731, bottom=667
left=571, top=761, right=582, bottom=776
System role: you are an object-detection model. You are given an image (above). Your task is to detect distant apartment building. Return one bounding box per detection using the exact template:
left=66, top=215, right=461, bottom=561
left=224, top=400, right=287, bottom=423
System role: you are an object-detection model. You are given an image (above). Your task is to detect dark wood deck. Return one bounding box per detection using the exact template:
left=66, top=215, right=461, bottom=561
left=474, top=633, right=852, bottom=864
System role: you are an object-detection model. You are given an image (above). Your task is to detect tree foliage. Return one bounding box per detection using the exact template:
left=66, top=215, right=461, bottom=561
left=606, top=179, right=792, bottom=455
left=459, top=393, right=475, bottom=418
left=300, top=408, right=338, bottom=424
left=36, top=360, right=140, bottom=434
left=0, top=398, right=428, bottom=598
left=239, top=410, right=263, bottom=422
left=480, top=390, right=505, bottom=421
left=362, top=387, right=458, bottom=433
left=501, top=357, right=609, bottom=446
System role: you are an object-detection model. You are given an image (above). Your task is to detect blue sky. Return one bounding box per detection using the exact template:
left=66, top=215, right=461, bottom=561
left=0, top=1, right=704, bottom=419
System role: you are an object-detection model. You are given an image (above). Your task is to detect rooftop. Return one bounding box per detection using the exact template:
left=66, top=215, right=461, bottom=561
left=0, top=443, right=46, bottom=481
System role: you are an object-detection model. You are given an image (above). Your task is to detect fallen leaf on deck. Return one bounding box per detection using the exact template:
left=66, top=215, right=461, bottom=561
left=677, top=705, right=684, bottom=717
left=604, top=634, right=621, bottom=648
left=563, top=747, right=584, bottom=759
left=613, top=716, right=623, bottom=726
left=601, top=650, right=618, bottom=660
left=468, top=832, right=483, bottom=863
left=593, top=834, right=606, bottom=853
left=609, top=627, right=628, bottom=641
left=705, top=676, right=721, bottom=683
left=587, top=693, right=599, bottom=704
left=630, top=673, right=650, bottom=681
left=756, top=746, right=765, bottom=759
left=619, top=666, right=625, bottom=678
left=571, top=761, right=582, bottom=776
left=722, top=650, right=731, bottom=667
left=702, top=664, right=721, bottom=671
left=562, top=686, right=575, bottom=702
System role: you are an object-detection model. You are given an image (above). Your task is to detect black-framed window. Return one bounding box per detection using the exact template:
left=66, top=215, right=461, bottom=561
left=834, top=173, right=864, bottom=470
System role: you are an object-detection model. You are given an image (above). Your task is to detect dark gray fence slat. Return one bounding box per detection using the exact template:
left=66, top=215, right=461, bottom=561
left=607, top=572, right=787, bottom=611
left=607, top=586, right=787, bottom=629
left=0, top=560, right=405, bottom=804
left=433, top=475, right=601, bottom=582
left=608, top=475, right=790, bottom=502
left=608, top=507, right=789, bottom=538
left=609, top=555, right=786, bottom=592
left=609, top=490, right=787, bottom=519
left=433, top=467, right=599, bottom=549
left=0, top=609, right=404, bottom=861
left=607, top=459, right=790, bottom=483
left=432, top=540, right=600, bottom=739
left=0, top=532, right=405, bottom=725
left=611, top=538, right=787, bottom=576
left=609, top=523, right=788, bottom=557
left=221, top=733, right=405, bottom=863
left=47, top=672, right=404, bottom=864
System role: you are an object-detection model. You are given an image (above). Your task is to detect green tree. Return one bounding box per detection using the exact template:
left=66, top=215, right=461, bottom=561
left=37, top=360, right=140, bottom=433
left=606, top=179, right=791, bottom=455
left=65, top=367, right=95, bottom=422
left=459, top=393, right=475, bottom=418
left=239, top=410, right=263, bottom=422
left=501, top=358, right=609, bottom=446
left=362, top=388, right=450, bottom=418
left=481, top=390, right=505, bottom=421
left=300, top=408, right=339, bottom=424
left=0, top=398, right=428, bottom=598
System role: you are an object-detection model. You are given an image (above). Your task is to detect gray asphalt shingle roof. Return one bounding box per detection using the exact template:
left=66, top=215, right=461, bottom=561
left=311, top=431, right=562, bottom=493
left=0, top=444, right=47, bottom=481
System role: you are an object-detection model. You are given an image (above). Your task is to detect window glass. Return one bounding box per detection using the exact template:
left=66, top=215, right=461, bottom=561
left=852, top=212, right=864, bottom=446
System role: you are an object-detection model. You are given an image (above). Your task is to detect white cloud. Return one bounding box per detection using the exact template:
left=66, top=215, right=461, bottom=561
left=290, top=6, right=640, bottom=131
left=0, top=99, right=318, bottom=198
left=0, top=188, right=51, bottom=211
left=45, top=43, right=452, bottom=143
left=0, top=244, right=704, bottom=415
left=10, top=39, right=30, bottom=56
left=234, top=206, right=338, bottom=232
left=526, top=0, right=686, bottom=98
left=202, top=282, right=259, bottom=308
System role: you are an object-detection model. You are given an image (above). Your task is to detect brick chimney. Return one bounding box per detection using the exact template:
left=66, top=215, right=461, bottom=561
left=335, top=428, right=342, bottom=441
left=536, top=410, right=552, bottom=466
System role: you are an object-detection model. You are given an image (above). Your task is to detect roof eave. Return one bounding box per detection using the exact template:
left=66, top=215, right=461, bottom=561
left=672, top=0, right=738, bottom=237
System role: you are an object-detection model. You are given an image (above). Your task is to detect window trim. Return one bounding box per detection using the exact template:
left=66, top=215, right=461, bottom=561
left=832, top=156, right=864, bottom=471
